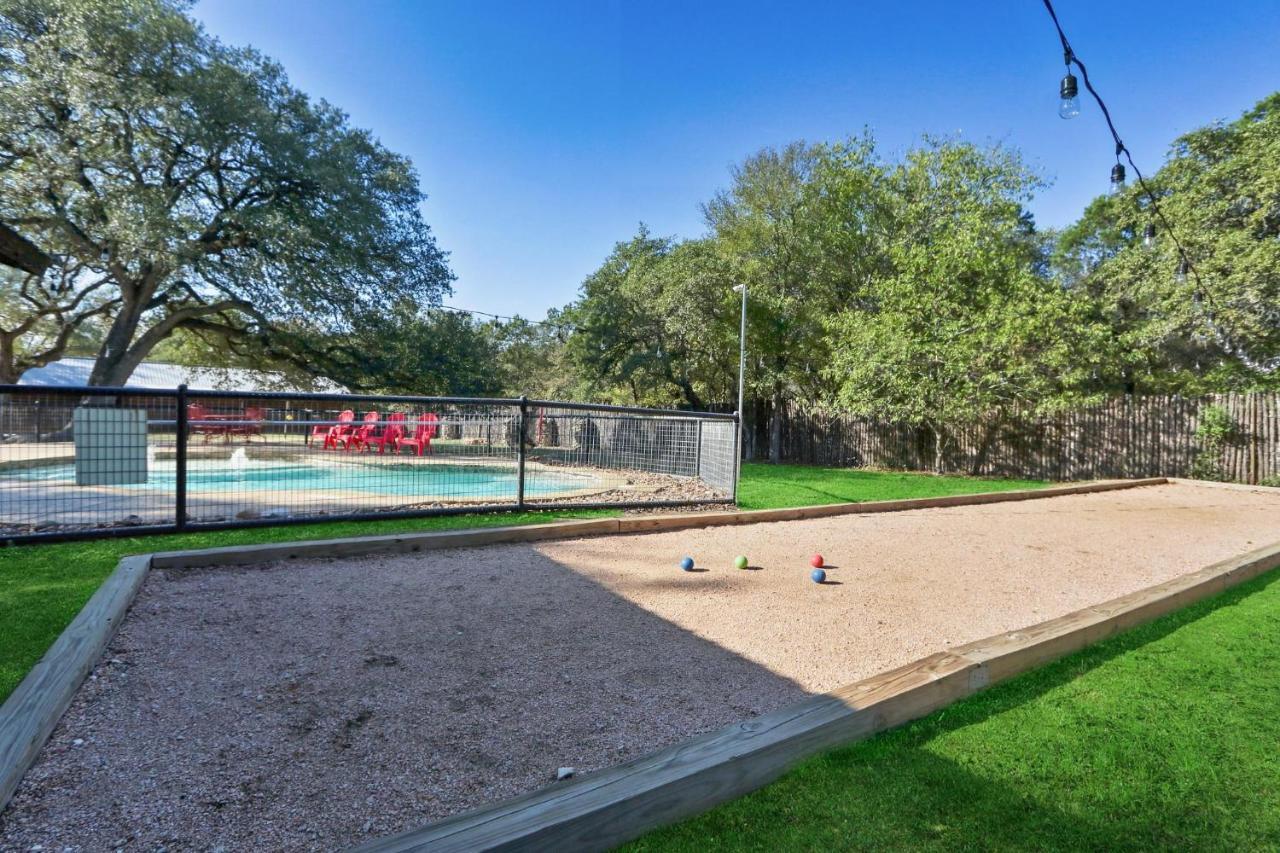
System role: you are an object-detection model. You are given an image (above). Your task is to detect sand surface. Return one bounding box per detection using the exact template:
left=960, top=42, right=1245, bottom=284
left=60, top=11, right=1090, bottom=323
left=2, top=482, right=1279, bottom=850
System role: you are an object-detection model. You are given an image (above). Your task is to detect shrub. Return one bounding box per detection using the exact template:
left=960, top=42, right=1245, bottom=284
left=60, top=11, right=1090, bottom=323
left=1190, top=405, right=1237, bottom=482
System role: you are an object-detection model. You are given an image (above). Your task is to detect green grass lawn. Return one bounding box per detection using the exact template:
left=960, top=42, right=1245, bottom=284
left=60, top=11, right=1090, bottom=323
left=629, top=569, right=1280, bottom=851
left=736, top=462, right=1045, bottom=510
left=0, top=465, right=1041, bottom=703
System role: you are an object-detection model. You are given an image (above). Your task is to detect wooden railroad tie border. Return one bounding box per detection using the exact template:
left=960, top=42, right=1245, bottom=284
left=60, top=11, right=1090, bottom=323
left=0, top=475, right=1172, bottom=817
left=0, top=555, right=150, bottom=811
left=356, top=539, right=1280, bottom=852
left=1164, top=477, right=1280, bottom=494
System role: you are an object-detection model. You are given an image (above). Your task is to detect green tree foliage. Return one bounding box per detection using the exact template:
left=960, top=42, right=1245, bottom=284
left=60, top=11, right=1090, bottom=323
left=0, top=262, right=113, bottom=382
left=825, top=141, right=1106, bottom=472
left=0, top=0, right=453, bottom=386
left=347, top=305, right=504, bottom=397
left=488, top=312, right=579, bottom=400
left=152, top=303, right=558, bottom=397
left=1055, top=92, right=1280, bottom=391
left=562, top=135, right=1091, bottom=470
left=703, top=142, right=837, bottom=459
left=564, top=229, right=739, bottom=409
left=561, top=94, right=1279, bottom=457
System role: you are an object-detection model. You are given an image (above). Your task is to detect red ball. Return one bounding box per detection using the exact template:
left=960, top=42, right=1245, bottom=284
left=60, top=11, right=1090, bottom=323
left=810, top=554, right=824, bottom=568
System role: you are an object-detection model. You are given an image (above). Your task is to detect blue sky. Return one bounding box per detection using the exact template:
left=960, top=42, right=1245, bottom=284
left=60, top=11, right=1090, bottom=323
left=195, top=1, right=1280, bottom=319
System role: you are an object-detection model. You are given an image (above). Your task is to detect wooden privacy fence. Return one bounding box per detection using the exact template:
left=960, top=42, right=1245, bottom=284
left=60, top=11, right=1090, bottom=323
left=765, top=393, right=1280, bottom=484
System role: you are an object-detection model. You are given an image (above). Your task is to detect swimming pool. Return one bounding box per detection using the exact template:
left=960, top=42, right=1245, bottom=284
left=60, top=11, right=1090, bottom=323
left=6, top=457, right=601, bottom=500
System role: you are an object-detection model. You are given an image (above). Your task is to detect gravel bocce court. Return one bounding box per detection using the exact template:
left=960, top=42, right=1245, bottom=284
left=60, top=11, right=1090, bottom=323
left=2, top=481, right=1279, bottom=850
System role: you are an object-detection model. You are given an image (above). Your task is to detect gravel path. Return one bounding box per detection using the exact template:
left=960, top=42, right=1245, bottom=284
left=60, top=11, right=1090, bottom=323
left=3, top=482, right=1279, bottom=851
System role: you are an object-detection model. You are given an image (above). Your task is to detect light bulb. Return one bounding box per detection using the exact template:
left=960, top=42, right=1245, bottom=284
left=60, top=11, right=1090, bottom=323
left=1058, top=73, right=1080, bottom=119
left=1142, top=223, right=1156, bottom=249
left=1109, top=163, right=1126, bottom=195
left=1176, top=258, right=1190, bottom=284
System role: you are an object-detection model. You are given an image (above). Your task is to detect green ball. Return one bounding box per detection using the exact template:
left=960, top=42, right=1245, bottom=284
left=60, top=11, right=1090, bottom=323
left=734, top=555, right=748, bottom=569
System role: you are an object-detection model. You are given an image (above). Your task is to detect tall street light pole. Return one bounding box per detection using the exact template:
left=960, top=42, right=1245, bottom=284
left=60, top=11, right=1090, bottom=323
left=733, top=283, right=747, bottom=490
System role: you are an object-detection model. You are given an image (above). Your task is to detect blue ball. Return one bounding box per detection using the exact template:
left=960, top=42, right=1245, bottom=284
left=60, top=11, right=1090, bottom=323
left=810, top=568, right=826, bottom=584
left=680, top=556, right=695, bottom=572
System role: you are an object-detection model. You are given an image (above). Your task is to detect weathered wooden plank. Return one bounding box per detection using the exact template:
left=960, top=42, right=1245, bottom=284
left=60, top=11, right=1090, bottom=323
left=949, top=610, right=1122, bottom=685
left=612, top=479, right=1164, bottom=534
left=768, top=392, right=1280, bottom=485
left=1164, top=477, right=1280, bottom=494
left=0, top=555, right=151, bottom=811
left=951, top=552, right=1260, bottom=684
left=354, top=536, right=1280, bottom=853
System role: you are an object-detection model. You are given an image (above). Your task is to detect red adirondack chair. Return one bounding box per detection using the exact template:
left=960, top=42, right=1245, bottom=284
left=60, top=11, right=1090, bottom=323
left=187, top=403, right=230, bottom=443
left=398, top=412, right=439, bottom=456
left=315, top=409, right=355, bottom=450
left=227, top=406, right=266, bottom=442
left=365, top=412, right=407, bottom=454
left=343, top=411, right=381, bottom=451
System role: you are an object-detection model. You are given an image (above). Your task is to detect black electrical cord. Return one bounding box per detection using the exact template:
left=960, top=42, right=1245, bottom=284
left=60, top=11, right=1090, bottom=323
left=1040, top=0, right=1277, bottom=371
left=1041, top=0, right=1198, bottom=290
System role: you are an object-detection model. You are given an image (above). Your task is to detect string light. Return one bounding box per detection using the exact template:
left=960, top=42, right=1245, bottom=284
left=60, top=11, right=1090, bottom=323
left=1058, top=70, right=1080, bottom=119
left=1175, top=258, right=1190, bottom=284
left=438, top=304, right=575, bottom=332
left=1142, top=223, right=1156, bottom=249
left=1040, top=0, right=1280, bottom=373
left=1109, top=162, right=1126, bottom=195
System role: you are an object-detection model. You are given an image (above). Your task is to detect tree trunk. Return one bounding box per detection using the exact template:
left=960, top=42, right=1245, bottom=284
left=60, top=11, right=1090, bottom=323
left=969, top=415, right=1004, bottom=476
left=89, top=296, right=147, bottom=386
left=87, top=266, right=169, bottom=386
left=674, top=378, right=705, bottom=411
left=769, top=394, right=784, bottom=464
left=931, top=424, right=949, bottom=474
left=0, top=337, right=18, bottom=384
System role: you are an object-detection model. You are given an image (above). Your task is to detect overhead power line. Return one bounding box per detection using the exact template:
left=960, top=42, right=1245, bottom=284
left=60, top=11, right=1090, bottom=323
left=436, top=303, right=576, bottom=332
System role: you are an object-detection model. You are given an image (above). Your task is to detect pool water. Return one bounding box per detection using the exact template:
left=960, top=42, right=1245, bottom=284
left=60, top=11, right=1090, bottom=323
left=7, top=458, right=600, bottom=500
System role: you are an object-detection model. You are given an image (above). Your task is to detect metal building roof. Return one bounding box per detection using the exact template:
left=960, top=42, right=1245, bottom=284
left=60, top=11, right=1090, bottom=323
left=18, top=357, right=347, bottom=394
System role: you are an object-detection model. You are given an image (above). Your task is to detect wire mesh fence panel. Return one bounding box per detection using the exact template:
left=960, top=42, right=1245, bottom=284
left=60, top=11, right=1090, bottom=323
left=697, top=419, right=737, bottom=496
left=177, top=393, right=522, bottom=526
left=525, top=403, right=736, bottom=506
left=0, top=386, right=737, bottom=542
left=0, top=387, right=178, bottom=536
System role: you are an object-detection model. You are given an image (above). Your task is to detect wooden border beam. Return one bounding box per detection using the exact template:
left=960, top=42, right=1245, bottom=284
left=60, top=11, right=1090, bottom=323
left=0, top=555, right=150, bottom=810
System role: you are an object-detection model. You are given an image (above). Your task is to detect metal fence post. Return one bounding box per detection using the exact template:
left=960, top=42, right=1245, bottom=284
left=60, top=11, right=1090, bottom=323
left=516, top=396, right=528, bottom=510
left=695, top=418, right=703, bottom=479
left=732, top=410, right=741, bottom=504
left=175, top=384, right=188, bottom=531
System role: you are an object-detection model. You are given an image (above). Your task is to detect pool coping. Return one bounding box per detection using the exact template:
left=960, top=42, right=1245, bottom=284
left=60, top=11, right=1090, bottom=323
left=0, top=476, right=1164, bottom=817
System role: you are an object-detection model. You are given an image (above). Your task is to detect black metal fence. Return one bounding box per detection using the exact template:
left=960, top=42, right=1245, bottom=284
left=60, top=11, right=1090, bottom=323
left=0, top=385, right=738, bottom=544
